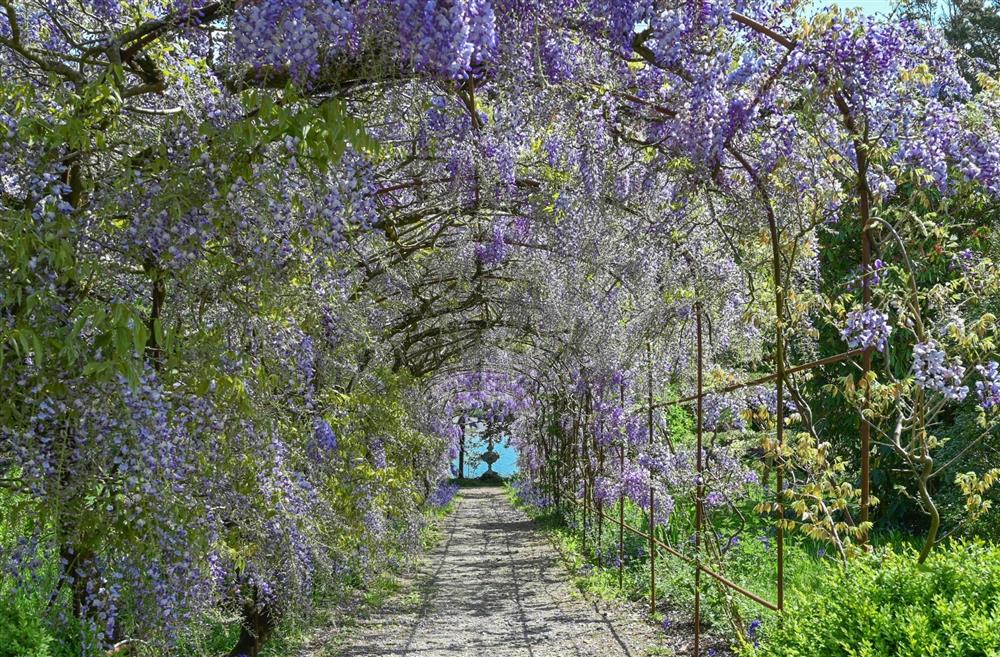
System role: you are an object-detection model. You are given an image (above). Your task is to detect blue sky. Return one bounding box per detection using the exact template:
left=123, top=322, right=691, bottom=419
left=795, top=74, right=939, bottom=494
left=811, top=0, right=902, bottom=15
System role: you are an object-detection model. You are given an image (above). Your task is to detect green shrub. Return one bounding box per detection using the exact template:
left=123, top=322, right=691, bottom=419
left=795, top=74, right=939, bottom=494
left=748, top=540, right=1000, bottom=657
left=0, top=596, right=54, bottom=657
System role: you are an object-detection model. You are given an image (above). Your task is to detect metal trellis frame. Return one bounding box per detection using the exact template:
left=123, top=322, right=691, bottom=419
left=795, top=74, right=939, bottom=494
left=555, top=303, right=870, bottom=655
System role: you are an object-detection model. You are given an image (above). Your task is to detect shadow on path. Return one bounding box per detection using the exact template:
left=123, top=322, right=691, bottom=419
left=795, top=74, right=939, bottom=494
left=333, top=487, right=663, bottom=657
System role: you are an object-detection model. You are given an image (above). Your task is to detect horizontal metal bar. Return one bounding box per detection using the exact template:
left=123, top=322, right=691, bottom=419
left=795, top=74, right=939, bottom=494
left=592, top=504, right=692, bottom=563
left=648, top=348, right=864, bottom=410
left=588, top=503, right=780, bottom=611
left=696, top=563, right=780, bottom=611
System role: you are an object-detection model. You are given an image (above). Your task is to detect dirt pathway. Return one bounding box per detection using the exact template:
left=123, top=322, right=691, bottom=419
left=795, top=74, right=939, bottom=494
left=327, top=487, right=665, bottom=657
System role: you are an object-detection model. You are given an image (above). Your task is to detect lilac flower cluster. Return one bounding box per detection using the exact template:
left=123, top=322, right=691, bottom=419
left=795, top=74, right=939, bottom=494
left=951, top=249, right=980, bottom=273
left=850, top=259, right=886, bottom=289
left=593, top=475, right=622, bottom=505
left=620, top=462, right=674, bottom=525
left=311, top=419, right=339, bottom=458
left=3, top=367, right=229, bottom=649
left=841, top=308, right=892, bottom=352
left=511, top=479, right=552, bottom=509
left=233, top=0, right=356, bottom=83
left=702, top=393, right=745, bottom=432
left=912, top=340, right=969, bottom=402
left=397, top=0, right=498, bottom=80
left=745, top=385, right=778, bottom=416
left=635, top=443, right=759, bottom=519
left=428, top=481, right=460, bottom=507
left=370, top=437, right=388, bottom=470
left=975, top=361, right=1000, bottom=411
left=474, top=224, right=509, bottom=265
left=748, top=618, right=762, bottom=647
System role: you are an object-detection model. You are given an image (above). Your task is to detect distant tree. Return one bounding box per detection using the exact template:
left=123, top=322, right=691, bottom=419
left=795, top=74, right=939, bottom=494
left=902, top=0, right=939, bottom=21
left=906, top=0, right=1000, bottom=83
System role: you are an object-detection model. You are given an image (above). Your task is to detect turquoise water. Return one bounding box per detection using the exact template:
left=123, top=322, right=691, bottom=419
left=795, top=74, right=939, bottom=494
left=454, top=441, right=519, bottom=478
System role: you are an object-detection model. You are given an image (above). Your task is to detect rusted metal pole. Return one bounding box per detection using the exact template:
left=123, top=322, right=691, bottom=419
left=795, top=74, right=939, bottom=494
left=458, top=416, right=466, bottom=480
left=590, top=504, right=781, bottom=610
left=767, top=202, right=787, bottom=614
left=647, top=341, right=656, bottom=616
left=859, top=147, right=873, bottom=544
left=582, top=394, right=589, bottom=555
left=831, top=97, right=874, bottom=547
left=554, top=404, right=563, bottom=511
left=573, top=399, right=582, bottom=535
left=730, top=145, right=788, bottom=612
left=652, top=349, right=864, bottom=410
left=576, top=394, right=589, bottom=557
left=694, top=305, right=704, bottom=657
left=598, top=438, right=604, bottom=559
left=619, top=382, right=626, bottom=590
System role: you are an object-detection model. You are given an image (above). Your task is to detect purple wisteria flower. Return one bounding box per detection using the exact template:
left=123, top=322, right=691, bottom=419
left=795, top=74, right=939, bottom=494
left=312, top=419, right=338, bottom=453
left=842, top=308, right=891, bottom=352
left=233, top=0, right=355, bottom=83
left=951, top=249, right=980, bottom=272
left=748, top=618, right=762, bottom=647
left=912, top=340, right=969, bottom=402
left=703, top=393, right=745, bottom=432
left=705, top=491, right=726, bottom=508
left=428, top=482, right=460, bottom=507
left=474, top=224, right=509, bottom=265
left=370, top=437, right=388, bottom=470
left=975, top=361, right=1000, bottom=410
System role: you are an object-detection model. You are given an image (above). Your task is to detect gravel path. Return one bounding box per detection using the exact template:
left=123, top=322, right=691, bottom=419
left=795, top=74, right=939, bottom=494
left=329, top=487, right=665, bottom=657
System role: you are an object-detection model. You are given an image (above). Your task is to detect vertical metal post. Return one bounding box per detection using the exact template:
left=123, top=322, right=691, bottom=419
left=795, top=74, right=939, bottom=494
left=647, top=341, right=656, bottom=616
left=619, top=382, right=626, bottom=590
left=597, top=437, right=604, bottom=558
left=458, top=417, right=466, bottom=480
left=860, top=204, right=873, bottom=544
left=766, top=199, right=787, bottom=613
left=580, top=396, right=588, bottom=554
left=694, top=305, right=704, bottom=657
left=583, top=388, right=591, bottom=556
left=576, top=400, right=583, bottom=530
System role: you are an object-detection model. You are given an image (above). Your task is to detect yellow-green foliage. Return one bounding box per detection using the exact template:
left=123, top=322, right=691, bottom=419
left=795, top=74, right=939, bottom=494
left=746, top=541, right=1000, bottom=657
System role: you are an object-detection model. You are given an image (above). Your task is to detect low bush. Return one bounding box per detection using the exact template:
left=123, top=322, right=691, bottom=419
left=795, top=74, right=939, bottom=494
left=749, top=540, right=1000, bottom=657
left=0, top=595, right=56, bottom=657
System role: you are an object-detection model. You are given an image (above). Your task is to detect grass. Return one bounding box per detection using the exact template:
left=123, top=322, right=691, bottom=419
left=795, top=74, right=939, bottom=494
left=506, top=480, right=896, bottom=653
left=0, top=489, right=460, bottom=657
left=169, top=558, right=428, bottom=657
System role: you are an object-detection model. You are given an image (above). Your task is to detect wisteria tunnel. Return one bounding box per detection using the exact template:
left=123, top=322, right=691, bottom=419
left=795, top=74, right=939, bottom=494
left=3, top=1, right=1000, bottom=656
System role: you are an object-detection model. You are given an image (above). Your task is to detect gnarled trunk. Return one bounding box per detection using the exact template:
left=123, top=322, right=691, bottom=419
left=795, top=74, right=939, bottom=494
left=225, top=600, right=278, bottom=657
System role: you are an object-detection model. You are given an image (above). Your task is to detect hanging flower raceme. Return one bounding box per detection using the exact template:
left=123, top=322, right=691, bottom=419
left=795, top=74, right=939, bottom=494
left=912, top=340, right=969, bottom=402
left=311, top=419, right=339, bottom=457
left=398, top=0, right=498, bottom=80
left=370, top=437, right=388, bottom=469
left=474, top=224, right=509, bottom=265
left=975, top=361, right=1000, bottom=411
left=233, top=0, right=356, bottom=83
left=702, top=392, right=745, bottom=433
left=841, top=307, right=891, bottom=352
